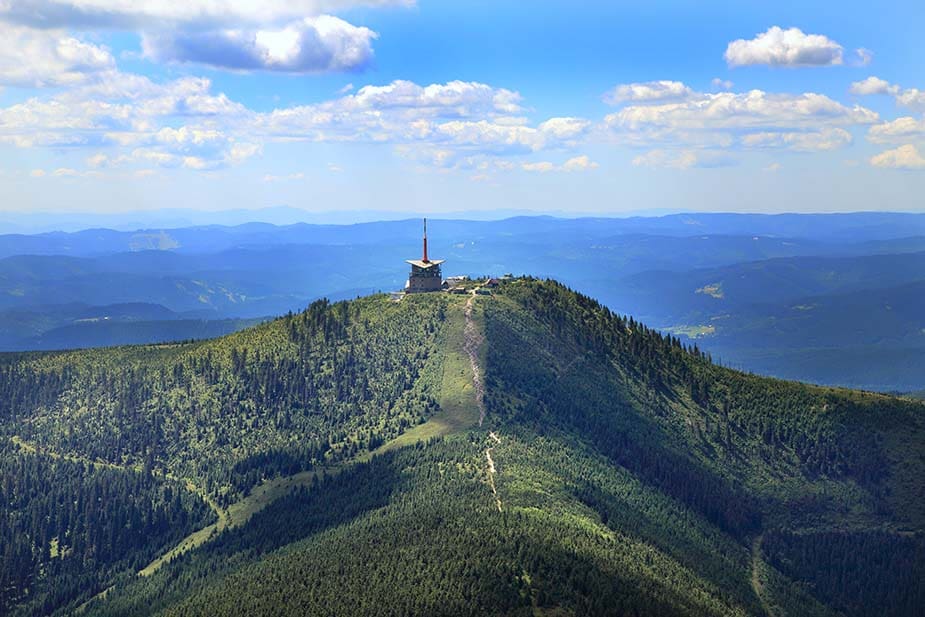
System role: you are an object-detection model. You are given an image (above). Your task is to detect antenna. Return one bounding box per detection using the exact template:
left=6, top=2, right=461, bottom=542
left=422, top=217, right=429, bottom=262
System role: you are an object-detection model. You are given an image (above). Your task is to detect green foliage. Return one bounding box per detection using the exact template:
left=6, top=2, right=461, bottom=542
left=1, top=294, right=453, bottom=506
left=0, top=278, right=923, bottom=616
left=0, top=441, right=213, bottom=616
left=762, top=530, right=925, bottom=616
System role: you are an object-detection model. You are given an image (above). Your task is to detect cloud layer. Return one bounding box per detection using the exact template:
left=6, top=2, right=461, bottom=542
left=0, top=1, right=412, bottom=29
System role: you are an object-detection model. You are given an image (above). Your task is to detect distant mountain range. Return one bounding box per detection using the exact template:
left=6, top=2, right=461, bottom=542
left=0, top=212, right=922, bottom=389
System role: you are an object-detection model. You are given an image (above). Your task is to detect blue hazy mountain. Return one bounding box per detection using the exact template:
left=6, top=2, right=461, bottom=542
left=0, top=212, right=923, bottom=390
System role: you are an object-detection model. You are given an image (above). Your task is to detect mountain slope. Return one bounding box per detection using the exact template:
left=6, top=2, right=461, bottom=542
left=1, top=279, right=923, bottom=616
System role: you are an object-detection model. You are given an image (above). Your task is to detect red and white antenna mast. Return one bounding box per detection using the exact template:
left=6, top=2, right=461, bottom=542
left=422, top=217, right=429, bottom=262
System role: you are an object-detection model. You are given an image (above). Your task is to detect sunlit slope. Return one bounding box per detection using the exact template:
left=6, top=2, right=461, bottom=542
left=71, top=279, right=925, bottom=617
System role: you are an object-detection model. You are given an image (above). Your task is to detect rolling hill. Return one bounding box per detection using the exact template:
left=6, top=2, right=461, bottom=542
left=608, top=252, right=925, bottom=391
left=1, top=279, right=923, bottom=616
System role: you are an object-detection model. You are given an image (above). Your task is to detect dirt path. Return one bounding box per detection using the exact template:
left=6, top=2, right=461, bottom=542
left=463, top=286, right=504, bottom=513
left=463, top=292, right=487, bottom=426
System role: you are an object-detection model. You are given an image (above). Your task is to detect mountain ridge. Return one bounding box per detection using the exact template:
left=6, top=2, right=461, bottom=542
left=1, top=278, right=923, bottom=616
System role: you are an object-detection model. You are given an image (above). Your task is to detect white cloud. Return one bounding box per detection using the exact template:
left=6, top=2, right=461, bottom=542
left=606, top=89, right=876, bottom=142
left=896, top=89, right=925, bottom=112
left=142, top=16, right=377, bottom=73
left=600, top=83, right=874, bottom=160
left=603, top=80, right=693, bottom=104
left=632, top=149, right=734, bottom=169
left=0, top=71, right=589, bottom=171
left=724, top=26, right=844, bottom=67
left=764, top=162, right=781, bottom=172
left=537, top=117, right=591, bottom=140
left=741, top=128, right=852, bottom=151
left=850, top=76, right=899, bottom=96
left=561, top=155, right=599, bottom=171
left=867, top=116, right=925, bottom=143
left=870, top=144, right=925, bottom=170
left=711, top=78, right=733, bottom=90
left=850, top=77, right=925, bottom=112
left=0, top=24, right=113, bottom=87
left=0, top=1, right=412, bottom=29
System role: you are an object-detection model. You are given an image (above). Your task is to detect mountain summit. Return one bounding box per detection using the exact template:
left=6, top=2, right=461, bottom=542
left=2, top=278, right=923, bottom=616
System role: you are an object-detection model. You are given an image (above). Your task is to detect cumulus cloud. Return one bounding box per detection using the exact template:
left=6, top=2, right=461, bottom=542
left=606, top=89, right=876, bottom=136
left=537, top=117, right=591, bottom=140
left=0, top=73, right=589, bottom=171
left=895, top=89, right=925, bottom=112
left=711, top=78, right=733, bottom=90
left=850, top=76, right=899, bottom=96
left=850, top=77, right=925, bottom=112
left=603, top=80, right=693, bottom=104
left=870, top=144, right=925, bottom=170
left=0, top=24, right=113, bottom=86
left=724, top=26, right=844, bottom=67
left=142, top=16, right=377, bottom=73
left=601, top=84, right=874, bottom=160
left=1, top=1, right=401, bottom=77
left=867, top=116, right=925, bottom=143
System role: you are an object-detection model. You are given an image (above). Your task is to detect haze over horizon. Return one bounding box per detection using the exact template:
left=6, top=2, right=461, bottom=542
left=1, top=1, right=924, bottom=215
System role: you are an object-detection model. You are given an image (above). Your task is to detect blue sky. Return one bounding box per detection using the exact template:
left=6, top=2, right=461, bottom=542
left=1, top=0, right=924, bottom=215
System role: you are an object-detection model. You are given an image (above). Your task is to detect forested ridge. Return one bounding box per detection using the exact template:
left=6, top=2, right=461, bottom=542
left=0, top=278, right=923, bottom=616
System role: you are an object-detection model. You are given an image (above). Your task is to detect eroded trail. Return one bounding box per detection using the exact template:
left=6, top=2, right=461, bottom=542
left=463, top=290, right=504, bottom=512
left=463, top=294, right=487, bottom=426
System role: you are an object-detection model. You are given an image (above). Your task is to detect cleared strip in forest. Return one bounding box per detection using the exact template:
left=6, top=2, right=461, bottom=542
left=464, top=292, right=487, bottom=426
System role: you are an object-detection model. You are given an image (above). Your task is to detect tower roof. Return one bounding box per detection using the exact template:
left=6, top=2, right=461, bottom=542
left=405, top=259, right=444, bottom=269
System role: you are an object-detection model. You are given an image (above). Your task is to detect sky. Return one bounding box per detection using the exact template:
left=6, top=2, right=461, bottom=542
left=1, top=0, right=924, bottom=215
